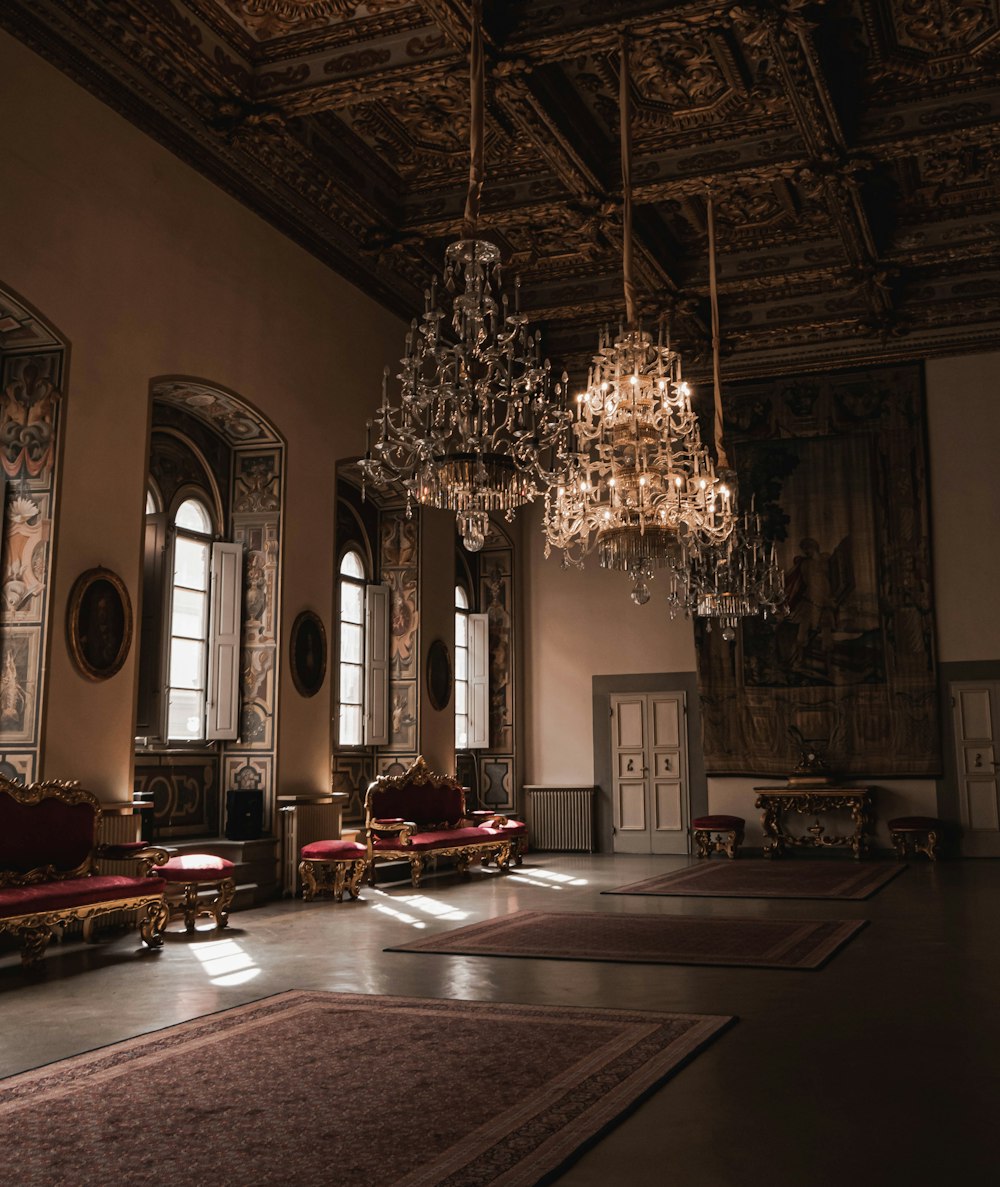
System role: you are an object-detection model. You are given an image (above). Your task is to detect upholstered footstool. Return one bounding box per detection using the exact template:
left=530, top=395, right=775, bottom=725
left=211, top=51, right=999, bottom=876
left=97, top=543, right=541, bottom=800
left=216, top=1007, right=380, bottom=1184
left=157, top=854, right=236, bottom=933
left=299, top=840, right=369, bottom=902
left=692, top=815, right=745, bottom=860
left=888, top=816, right=944, bottom=861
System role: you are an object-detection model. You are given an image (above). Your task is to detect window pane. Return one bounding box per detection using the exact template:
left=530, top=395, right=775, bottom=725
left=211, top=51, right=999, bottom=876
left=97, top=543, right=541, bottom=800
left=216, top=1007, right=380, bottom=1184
left=340, top=622, right=363, bottom=664
left=456, top=715, right=468, bottom=750
left=168, top=689, right=205, bottom=741
left=175, top=498, right=212, bottom=533
left=171, top=587, right=207, bottom=640
left=454, top=648, right=468, bottom=682
left=170, top=638, right=206, bottom=690
left=455, top=681, right=467, bottom=715
left=145, top=490, right=157, bottom=515
left=174, top=537, right=209, bottom=591
left=340, top=550, right=365, bottom=580
left=455, top=585, right=469, bottom=610
left=455, top=613, right=468, bottom=647
left=340, top=580, right=364, bottom=625
left=339, top=703, right=363, bottom=747
left=340, top=662, right=362, bottom=708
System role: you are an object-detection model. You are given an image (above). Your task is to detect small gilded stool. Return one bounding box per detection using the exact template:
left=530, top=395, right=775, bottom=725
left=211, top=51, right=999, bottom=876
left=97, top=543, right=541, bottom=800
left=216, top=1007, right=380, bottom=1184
left=299, top=840, right=369, bottom=902
left=691, top=815, right=745, bottom=860
left=888, top=816, right=944, bottom=861
left=157, top=854, right=236, bottom=933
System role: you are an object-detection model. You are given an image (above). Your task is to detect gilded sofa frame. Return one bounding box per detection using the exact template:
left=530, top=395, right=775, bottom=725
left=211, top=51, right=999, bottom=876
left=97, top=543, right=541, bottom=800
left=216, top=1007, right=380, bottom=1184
left=0, top=777, right=169, bottom=966
left=363, top=757, right=512, bottom=888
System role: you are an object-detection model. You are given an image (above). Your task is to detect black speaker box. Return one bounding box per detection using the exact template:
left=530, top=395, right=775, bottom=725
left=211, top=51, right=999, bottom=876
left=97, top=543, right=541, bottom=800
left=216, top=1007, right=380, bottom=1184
left=226, top=788, right=264, bottom=840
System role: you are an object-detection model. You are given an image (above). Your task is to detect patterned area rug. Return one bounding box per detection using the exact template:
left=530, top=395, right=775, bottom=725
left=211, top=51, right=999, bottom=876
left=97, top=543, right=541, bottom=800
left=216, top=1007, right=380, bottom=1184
left=389, top=910, right=866, bottom=970
left=0, top=990, right=733, bottom=1187
left=605, top=860, right=906, bottom=901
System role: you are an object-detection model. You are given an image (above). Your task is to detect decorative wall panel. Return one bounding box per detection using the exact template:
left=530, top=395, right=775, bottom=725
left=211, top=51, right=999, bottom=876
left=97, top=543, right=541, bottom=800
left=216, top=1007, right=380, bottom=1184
left=0, top=312, right=64, bottom=785
left=696, top=363, right=940, bottom=777
left=477, top=525, right=516, bottom=812
left=134, top=756, right=220, bottom=838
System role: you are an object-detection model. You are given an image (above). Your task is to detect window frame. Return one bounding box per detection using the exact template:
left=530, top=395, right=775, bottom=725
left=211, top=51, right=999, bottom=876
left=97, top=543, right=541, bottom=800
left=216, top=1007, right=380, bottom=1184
left=455, top=584, right=470, bottom=750
left=337, top=547, right=367, bottom=748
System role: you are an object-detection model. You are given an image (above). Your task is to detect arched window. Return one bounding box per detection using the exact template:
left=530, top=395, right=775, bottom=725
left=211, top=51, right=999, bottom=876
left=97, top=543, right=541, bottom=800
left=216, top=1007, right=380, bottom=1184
left=166, top=496, right=215, bottom=742
left=455, top=585, right=470, bottom=749
left=337, top=549, right=366, bottom=746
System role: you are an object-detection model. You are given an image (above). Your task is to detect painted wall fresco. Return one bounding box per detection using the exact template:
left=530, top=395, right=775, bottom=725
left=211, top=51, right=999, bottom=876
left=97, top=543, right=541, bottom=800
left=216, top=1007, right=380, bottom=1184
left=477, top=524, right=516, bottom=813
left=0, top=338, right=64, bottom=784
left=382, top=508, right=419, bottom=752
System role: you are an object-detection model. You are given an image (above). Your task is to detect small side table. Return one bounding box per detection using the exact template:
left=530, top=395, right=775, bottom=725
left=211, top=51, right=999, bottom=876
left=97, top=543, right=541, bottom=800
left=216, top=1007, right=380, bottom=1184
left=753, top=786, right=874, bottom=860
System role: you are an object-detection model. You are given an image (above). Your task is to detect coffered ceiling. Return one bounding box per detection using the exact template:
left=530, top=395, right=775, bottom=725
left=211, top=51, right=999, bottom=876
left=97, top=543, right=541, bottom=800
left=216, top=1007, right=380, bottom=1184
left=4, top=0, right=1000, bottom=381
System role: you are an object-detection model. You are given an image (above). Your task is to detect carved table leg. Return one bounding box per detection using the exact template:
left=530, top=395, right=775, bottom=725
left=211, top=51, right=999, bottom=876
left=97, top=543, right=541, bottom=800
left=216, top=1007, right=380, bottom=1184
left=140, top=899, right=168, bottom=949
left=346, top=859, right=367, bottom=899
left=213, top=878, right=235, bottom=927
left=759, top=799, right=785, bottom=858
left=182, top=883, right=199, bottom=933
left=409, top=855, right=424, bottom=887
left=19, top=925, right=52, bottom=967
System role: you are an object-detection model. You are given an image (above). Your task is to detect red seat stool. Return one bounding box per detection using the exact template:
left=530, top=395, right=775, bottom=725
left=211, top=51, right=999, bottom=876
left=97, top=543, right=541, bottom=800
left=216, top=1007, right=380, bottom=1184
left=888, top=816, right=944, bottom=861
left=471, top=812, right=529, bottom=867
left=157, top=854, right=236, bottom=933
left=691, top=815, right=745, bottom=860
left=299, top=840, right=369, bottom=902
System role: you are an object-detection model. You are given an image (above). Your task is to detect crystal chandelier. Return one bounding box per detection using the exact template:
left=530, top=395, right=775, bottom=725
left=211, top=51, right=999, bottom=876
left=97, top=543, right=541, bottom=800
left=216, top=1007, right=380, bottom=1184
left=542, top=37, right=733, bottom=602
left=359, top=1, right=570, bottom=552
left=675, top=196, right=786, bottom=635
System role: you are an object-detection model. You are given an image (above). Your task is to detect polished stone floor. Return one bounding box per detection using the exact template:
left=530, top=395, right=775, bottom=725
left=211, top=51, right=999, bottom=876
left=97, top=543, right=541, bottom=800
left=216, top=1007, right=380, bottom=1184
left=2, top=851, right=997, bottom=1185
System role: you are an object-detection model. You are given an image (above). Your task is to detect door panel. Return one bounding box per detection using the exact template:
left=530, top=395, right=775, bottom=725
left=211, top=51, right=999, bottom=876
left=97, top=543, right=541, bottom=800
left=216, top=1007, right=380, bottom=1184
left=952, top=682, right=1000, bottom=855
left=612, top=691, right=689, bottom=854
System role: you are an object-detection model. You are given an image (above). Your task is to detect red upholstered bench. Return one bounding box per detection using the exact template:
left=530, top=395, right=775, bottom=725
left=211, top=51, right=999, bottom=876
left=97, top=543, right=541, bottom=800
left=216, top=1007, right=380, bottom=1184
left=888, top=816, right=944, bottom=861
left=157, top=854, right=236, bottom=932
left=0, top=776, right=169, bottom=966
left=364, top=757, right=520, bottom=888
left=299, top=840, right=369, bottom=902
left=691, top=815, right=745, bottom=860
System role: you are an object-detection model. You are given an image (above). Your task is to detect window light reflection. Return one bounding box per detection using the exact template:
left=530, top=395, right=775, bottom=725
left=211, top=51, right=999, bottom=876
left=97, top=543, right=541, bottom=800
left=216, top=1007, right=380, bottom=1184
left=190, top=938, right=260, bottom=986
left=510, top=868, right=588, bottom=888
left=372, top=901, right=427, bottom=928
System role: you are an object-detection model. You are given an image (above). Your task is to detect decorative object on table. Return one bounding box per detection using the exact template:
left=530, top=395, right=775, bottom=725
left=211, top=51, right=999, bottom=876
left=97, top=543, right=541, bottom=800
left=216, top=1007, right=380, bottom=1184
left=425, top=637, right=452, bottom=711
left=888, top=816, right=945, bottom=861
left=359, top=0, right=571, bottom=553
left=785, top=725, right=835, bottom=787
left=754, top=785, right=874, bottom=860
left=604, top=860, right=905, bottom=901
left=691, top=814, right=746, bottom=860
left=695, top=362, right=939, bottom=778
left=289, top=609, right=326, bottom=697
left=66, top=566, right=133, bottom=681
left=541, top=36, right=733, bottom=604
left=388, top=909, right=867, bottom=970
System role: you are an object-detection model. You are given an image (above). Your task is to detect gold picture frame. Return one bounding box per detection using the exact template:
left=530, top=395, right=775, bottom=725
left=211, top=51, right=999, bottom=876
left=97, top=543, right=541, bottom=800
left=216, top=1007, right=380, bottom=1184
left=67, top=567, right=133, bottom=681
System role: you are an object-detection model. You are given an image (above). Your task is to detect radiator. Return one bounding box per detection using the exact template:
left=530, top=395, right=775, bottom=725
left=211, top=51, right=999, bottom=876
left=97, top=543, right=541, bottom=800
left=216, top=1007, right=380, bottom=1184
left=279, top=798, right=343, bottom=896
left=79, top=811, right=146, bottom=934
left=523, top=786, right=596, bottom=852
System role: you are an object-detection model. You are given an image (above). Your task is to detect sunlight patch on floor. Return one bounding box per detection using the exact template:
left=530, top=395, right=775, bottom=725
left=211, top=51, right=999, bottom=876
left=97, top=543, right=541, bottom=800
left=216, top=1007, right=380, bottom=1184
left=509, top=867, right=589, bottom=889
left=189, top=937, right=261, bottom=986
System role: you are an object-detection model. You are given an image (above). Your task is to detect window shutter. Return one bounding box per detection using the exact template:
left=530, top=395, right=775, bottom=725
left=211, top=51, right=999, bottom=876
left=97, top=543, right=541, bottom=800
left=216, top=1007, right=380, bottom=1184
left=206, top=541, right=243, bottom=740
left=364, top=583, right=389, bottom=746
left=468, top=612, right=489, bottom=749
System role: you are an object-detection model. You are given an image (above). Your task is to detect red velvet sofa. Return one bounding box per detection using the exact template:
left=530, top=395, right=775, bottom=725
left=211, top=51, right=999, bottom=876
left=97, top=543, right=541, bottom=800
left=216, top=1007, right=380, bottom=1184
left=363, top=757, right=525, bottom=888
left=0, top=776, right=169, bottom=967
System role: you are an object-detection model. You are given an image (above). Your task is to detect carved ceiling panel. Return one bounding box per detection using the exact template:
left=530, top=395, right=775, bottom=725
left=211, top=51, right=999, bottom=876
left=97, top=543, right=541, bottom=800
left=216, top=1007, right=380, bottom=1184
left=2, top=0, right=999, bottom=380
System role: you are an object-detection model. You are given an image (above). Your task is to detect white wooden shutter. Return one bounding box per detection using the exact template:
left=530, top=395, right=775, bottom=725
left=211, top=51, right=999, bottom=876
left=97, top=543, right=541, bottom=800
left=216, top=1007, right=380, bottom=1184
left=364, top=583, right=389, bottom=746
left=468, top=611, right=489, bottom=749
left=206, top=541, right=243, bottom=740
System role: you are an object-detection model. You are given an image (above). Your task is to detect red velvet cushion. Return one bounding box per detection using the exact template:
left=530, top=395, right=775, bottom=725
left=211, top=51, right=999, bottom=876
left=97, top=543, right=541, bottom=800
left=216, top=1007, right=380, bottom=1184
left=373, top=826, right=495, bottom=852
left=0, top=791, right=96, bottom=876
left=692, top=815, right=744, bottom=830
left=888, top=816, right=942, bottom=830
left=368, top=781, right=465, bottom=827
left=0, top=875, right=165, bottom=920
left=157, top=855, right=235, bottom=882
left=481, top=820, right=527, bottom=838
left=300, top=840, right=367, bottom=861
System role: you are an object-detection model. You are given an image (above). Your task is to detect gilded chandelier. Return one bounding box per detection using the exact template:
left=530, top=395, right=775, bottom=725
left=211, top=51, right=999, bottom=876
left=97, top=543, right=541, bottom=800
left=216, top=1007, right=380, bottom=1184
left=360, top=1, right=569, bottom=552
left=542, top=36, right=733, bottom=602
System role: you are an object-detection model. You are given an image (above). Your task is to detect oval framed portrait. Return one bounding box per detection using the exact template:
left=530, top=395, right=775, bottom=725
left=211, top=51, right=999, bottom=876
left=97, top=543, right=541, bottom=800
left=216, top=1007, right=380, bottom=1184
left=67, top=567, right=133, bottom=681
left=290, top=610, right=327, bottom=698
left=426, top=638, right=452, bottom=712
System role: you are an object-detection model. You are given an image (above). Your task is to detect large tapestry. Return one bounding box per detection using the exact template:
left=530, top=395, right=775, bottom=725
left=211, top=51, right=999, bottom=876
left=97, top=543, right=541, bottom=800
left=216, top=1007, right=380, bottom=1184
left=696, top=363, right=940, bottom=777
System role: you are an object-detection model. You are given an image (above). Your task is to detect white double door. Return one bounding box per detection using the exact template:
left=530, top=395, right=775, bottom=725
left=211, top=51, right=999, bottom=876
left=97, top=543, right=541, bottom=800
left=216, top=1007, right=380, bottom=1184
left=952, top=681, right=1000, bottom=856
left=611, top=691, right=690, bottom=854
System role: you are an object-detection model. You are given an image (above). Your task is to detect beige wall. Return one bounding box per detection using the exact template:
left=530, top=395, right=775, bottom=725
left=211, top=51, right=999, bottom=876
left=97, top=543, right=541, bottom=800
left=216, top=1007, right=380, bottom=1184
left=522, top=352, right=1000, bottom=829
left=0, top=31, right=403, bottom=800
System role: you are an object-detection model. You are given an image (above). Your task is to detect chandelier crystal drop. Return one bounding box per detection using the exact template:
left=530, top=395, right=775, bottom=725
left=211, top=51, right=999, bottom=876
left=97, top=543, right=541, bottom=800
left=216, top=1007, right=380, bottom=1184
left=359, top=3, right=570, bottom=552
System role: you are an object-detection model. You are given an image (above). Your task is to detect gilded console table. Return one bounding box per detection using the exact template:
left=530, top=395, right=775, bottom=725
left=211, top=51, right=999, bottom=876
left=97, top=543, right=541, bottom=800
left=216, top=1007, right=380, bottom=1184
left=753, top=787, right=874, bottom=860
